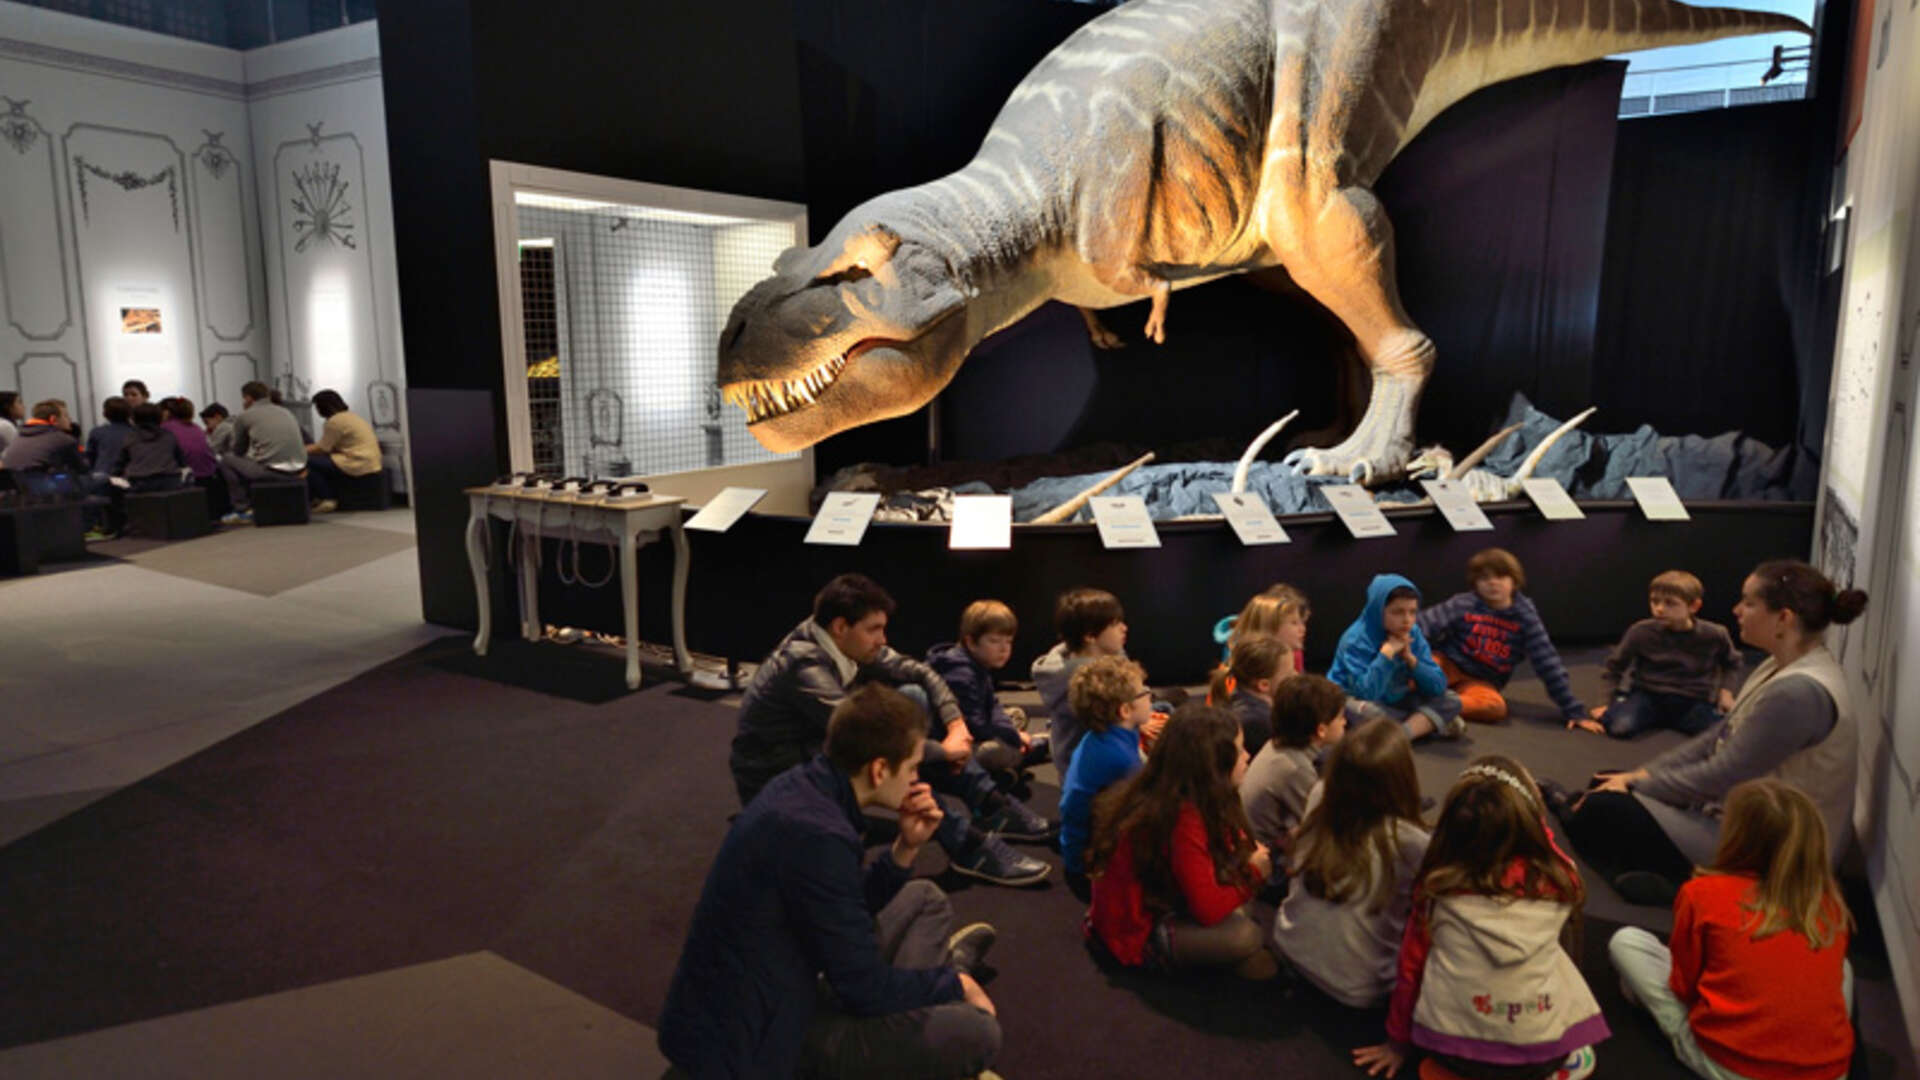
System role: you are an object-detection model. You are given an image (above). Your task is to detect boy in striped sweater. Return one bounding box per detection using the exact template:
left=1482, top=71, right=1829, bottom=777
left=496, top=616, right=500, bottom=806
left=1418, top=548, right=1586, bottom=725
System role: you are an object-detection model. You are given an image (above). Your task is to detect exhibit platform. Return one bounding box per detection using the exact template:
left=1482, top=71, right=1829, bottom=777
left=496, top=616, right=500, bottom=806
left=504, top=499, right=1813, bottom=683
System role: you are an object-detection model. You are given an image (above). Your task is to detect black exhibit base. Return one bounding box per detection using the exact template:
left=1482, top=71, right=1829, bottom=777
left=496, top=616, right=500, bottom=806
left=507, top=500, right=1811, bottom=684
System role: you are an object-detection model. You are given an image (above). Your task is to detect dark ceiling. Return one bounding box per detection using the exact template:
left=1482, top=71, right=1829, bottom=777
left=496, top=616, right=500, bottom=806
left=15, top=0, right=377, bottom=51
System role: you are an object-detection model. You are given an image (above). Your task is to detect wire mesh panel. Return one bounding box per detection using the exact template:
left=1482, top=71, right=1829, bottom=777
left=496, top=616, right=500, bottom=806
left=515, top=197, right=798, bottom=478
left=520, top=243, right=565, bottom=473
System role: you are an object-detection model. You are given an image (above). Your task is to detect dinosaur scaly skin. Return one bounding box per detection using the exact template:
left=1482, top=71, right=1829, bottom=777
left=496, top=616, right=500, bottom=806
left=719, top=0, right=1806, bottom=477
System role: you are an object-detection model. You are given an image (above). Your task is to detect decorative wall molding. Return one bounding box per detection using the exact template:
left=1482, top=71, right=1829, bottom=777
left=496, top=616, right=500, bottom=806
left=587, top=388, right=624, bottom=447
left=0, top=35, right=378, bottom=103
left=14, top=352, right=81, bottom=413
left=189, top=130, right=256, bottom=340
left=0, top=97, right=75, bottom=340
left=62, top=124, right=200, bottom=420
left=73, top=156, right=180, bottom=230
left=209, top=351, right=258, bottom=408
left=0, top=36, right=245, bottom=99
left=366, top=379, right=400, bottom=431
left=245, top=58, right=381, bottom=102
left=274, top=126, right=387, bottom=383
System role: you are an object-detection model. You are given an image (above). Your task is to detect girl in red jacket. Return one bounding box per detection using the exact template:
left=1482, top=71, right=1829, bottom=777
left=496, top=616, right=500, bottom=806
left=1085, top=702, right=1276, bottom=979
left=1609, top=778, right=1854, bottom=1080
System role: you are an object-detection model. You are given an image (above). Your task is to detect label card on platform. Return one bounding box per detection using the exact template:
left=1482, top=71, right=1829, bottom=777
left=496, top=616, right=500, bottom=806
left=686, top=486, right=767, bottom=532
left=805, top=492, right=881, bottom=546
left=1321, top=484, right=1396, bottom=539
left=1521, top=477, right=1585, bottom=521
left=1420, top=479, right=1494, bottom=532
left=1211, top=492, right=1290, bottom=545
left=1626, top=476, right=1690, bottom=521
left=949, top=495, right=1013, bottom=550
left=1091, top=496, right=1161, bottom=549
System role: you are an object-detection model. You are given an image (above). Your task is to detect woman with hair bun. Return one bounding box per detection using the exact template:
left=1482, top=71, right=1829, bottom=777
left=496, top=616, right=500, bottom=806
left=1549, top=560, right=1866, bottom=906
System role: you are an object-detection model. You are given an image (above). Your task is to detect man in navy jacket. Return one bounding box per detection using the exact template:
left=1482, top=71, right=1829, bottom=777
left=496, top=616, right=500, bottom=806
left=660, top=685, right=1002, bottom=1078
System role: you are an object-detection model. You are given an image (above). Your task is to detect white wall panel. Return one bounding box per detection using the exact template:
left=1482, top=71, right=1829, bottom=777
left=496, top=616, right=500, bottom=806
left=0, top=97, right=72, bottom=341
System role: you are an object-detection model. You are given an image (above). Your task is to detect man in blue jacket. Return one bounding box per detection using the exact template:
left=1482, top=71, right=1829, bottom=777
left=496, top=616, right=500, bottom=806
left=661, top=685, right=1002, bottom=1078
left=1326, top=573, right=1466, bottom=741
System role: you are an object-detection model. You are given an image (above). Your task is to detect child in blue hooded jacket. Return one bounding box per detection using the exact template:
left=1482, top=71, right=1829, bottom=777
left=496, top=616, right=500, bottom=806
left=1328, top=574, right=1466, bottom=742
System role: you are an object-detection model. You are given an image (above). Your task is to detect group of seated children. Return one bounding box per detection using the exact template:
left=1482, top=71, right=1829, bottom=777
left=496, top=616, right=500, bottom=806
left=667, top=562, right=1848, bottom=1080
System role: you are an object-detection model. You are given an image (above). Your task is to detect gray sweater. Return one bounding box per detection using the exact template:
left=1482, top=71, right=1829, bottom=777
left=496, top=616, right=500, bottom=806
left=229, top=402, right=307, bottom=468
left=1634, top=675, right=1835, bottom=811
left=1602, top=618, right=1741, bottom=700
left=1241, top=742, right=1318, bottom=855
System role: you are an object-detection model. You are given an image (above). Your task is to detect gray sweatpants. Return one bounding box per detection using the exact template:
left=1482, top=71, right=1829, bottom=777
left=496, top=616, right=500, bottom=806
left=218, top=453, right=292, bottom=512
left=801, top=880, right=1002, bottom=1080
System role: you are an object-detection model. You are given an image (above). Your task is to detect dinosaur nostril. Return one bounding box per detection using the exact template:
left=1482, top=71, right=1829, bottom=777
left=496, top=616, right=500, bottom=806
left=724, top=320, right=748, bottom=353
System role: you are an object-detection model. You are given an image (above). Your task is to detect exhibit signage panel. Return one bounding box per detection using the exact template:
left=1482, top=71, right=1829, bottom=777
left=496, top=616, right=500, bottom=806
left=1212, top=492, right=1290, bottom=545
left=805, top=492, right=880, bottom=546
left=950, top=495, right=1013, bottom=550
left=1421, top=479, right=1494, bottom=532
left=1091, top=496, right=1161, bottom=549
left=1626, top=476, right=1690, bottom=521
left=686, top=487, right=767, bottom=532
left=1522, top=478, right=1585, bottom=520
left=1322, top=484, right=1396, bottom=539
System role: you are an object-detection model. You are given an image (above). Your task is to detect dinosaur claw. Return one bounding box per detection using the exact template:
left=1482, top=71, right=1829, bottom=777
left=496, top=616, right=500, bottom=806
left=1348, top=461, right=1372, bottom=486
left=1282, top=447, right=1314, bottom=475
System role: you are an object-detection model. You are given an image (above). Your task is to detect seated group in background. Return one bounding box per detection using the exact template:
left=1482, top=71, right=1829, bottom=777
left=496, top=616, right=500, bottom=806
left=730, top=574, right=1052, bottom=888
left=304, top=389, right=383, bottom=513
left=217, top=381, right=308, bottom=525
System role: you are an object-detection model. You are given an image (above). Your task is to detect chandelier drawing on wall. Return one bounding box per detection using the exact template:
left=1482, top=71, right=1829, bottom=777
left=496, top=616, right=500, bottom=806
left=290, top=160, right=357, bottom=252
left=2, top=98, right=39, bottom=155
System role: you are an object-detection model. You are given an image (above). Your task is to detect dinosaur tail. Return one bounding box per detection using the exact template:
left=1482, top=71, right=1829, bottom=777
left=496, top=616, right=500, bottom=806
left=1400, top=0, right=1810, bottom=155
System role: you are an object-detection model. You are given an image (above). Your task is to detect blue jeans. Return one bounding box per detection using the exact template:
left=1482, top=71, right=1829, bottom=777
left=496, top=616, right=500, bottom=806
left=1600, top=689, right=1720, bottom=739
left=897, top=685, right=994, bottom=857
left=1353, top=690, right=1463, bottom=737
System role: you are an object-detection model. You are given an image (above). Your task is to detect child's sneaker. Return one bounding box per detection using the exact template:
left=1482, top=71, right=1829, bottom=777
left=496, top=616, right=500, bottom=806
left=1554, top=1046, right=1596, bottom=1080
left=220, top=510, right=253, bottom=526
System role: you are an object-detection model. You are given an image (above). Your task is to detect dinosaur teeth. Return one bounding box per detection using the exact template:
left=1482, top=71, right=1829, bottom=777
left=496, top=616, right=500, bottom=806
left=724, top=345, right=862, bottom=424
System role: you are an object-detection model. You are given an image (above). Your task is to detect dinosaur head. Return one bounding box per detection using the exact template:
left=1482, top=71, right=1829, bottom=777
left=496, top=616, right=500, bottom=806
left=719, top=197, right=975, bottom=452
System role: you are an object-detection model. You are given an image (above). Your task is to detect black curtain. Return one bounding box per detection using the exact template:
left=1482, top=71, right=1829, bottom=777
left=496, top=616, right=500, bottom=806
left=1592, top=100, right=1830, bottom=490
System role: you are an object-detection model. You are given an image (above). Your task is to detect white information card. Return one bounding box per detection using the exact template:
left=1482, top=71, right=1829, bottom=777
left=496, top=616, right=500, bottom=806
left=1521, top=477, right=1585, bottom=521
left=1626, top=476, right=1690, bottom=521
left=1321, top=484, right=1396, bottom=539
left=685, top=486, right=768, bottom=532
left=804, top=492, right=882, bottom=546
left=1210, top=491, right=1290, bottom=545
left=1420, top=479, right=1494, bottom=532
left=949, top=494, right=1013, bottom=550
left=1091, top=496, right=1161, bottom=549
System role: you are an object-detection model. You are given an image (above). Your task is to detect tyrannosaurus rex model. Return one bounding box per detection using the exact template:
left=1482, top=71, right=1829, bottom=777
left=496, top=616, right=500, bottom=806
left=718, top=0, right=1805, bottom=483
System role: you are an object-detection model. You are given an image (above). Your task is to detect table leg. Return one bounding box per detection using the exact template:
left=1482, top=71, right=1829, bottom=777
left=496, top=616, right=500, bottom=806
left=518, top=525, right=541, bottom=641
left=621, top=528, right=642, bottom=689
left=669, top=521, right=692, bottom=674
left=466, top=502, right=491, bottom=656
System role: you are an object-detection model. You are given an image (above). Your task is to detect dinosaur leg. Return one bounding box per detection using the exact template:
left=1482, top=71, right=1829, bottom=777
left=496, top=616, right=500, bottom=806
left=1077, top=306, right=1125, bottom=350
left=1265, top=185, right=1433, bottom=485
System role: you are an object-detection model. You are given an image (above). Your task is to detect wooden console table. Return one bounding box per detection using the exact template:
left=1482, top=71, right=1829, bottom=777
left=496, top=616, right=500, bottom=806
left=464, top=487, right=691, bottom=689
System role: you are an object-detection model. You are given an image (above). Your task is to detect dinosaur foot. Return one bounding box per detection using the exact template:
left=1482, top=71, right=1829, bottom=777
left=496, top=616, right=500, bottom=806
left=1283, top=438, right=1413, bottom=487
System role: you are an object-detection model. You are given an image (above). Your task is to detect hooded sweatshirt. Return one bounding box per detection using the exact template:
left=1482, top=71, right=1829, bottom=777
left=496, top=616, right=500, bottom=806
left=1387, top=860, right=1610, bottom=1065
left=1032, top=642, right=1099, bottom=777
left=1327, top=575, right=1448, bottom=707
left=116, top=425, right=186, bottom=480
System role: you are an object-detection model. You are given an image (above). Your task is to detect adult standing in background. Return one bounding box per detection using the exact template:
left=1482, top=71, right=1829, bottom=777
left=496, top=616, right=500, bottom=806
left=216, top=381, right=307, bottom=525
left=1549, top=559, right=1865, bottom=905
left=121, top=380, right=149, bottom=409
left=304, top=390, right=383, bottom=513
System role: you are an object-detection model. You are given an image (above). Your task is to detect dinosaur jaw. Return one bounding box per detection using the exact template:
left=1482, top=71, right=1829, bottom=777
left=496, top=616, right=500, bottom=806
left=724, top=315, right=971, bottom=453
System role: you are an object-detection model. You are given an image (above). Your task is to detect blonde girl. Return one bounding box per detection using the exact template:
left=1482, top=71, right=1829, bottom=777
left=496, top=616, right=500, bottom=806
left=1609, top=779, right=1854, bottom=1080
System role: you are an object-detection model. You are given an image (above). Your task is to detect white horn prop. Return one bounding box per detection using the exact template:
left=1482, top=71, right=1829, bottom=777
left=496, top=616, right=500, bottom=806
left=1507, top=407, right=1598, bottom=489
left=1031, top=451, right=1156, bottom=524
left=1231, top=410, right=1300, bottom=493
left=1445, top=422, right=1526, bottom=480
